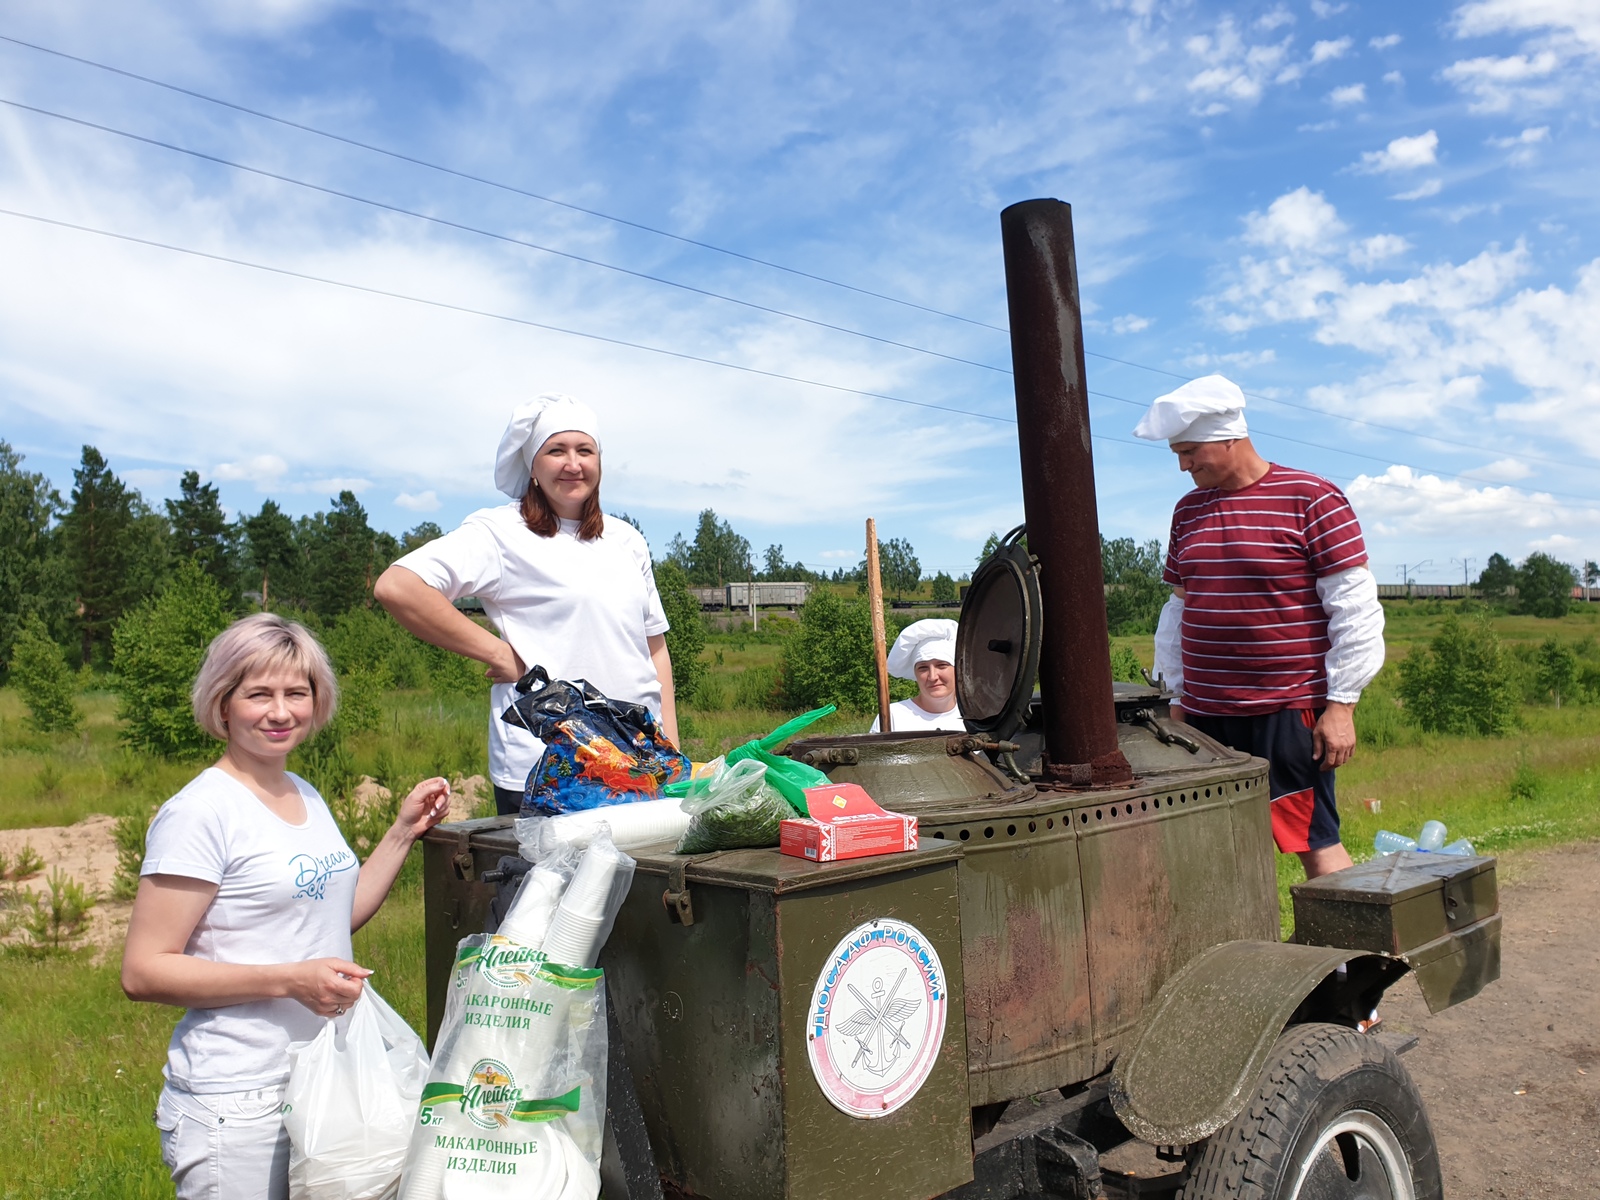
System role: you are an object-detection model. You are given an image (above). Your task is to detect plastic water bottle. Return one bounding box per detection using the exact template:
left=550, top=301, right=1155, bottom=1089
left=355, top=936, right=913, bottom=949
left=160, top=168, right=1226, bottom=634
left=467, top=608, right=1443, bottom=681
left=1373, top=830, right=1418, bottom=855
left=1439, top=839, right=1475, bottom=857
left=1417, top=820, right=1447, bottom=852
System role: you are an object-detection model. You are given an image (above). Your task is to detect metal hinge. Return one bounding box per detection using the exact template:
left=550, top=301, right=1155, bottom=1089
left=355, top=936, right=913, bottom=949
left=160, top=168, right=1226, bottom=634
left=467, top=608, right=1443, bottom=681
left=662, top=859, right=694, bottom=926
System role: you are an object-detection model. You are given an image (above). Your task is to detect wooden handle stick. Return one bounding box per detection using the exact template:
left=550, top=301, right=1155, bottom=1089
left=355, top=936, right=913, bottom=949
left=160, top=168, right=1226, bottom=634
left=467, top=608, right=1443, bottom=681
left=866, top=518, right=892, bottom=733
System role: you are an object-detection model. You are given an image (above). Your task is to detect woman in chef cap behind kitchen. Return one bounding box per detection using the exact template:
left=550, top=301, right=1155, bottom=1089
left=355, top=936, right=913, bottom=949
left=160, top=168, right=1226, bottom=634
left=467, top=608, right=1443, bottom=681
left=869, top=618, right=966, bottom=733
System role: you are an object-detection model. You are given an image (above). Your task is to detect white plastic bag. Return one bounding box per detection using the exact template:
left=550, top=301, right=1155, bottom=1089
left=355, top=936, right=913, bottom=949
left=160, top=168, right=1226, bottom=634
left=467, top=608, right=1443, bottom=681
left=284, top=986, right=429, bottom=1200
left=398, top=835, right=634, bottom=1200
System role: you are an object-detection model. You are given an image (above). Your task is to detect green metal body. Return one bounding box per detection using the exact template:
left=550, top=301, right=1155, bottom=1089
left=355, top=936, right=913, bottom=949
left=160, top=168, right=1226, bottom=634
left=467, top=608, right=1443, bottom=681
left=607, top=844, right=973, bottom=1200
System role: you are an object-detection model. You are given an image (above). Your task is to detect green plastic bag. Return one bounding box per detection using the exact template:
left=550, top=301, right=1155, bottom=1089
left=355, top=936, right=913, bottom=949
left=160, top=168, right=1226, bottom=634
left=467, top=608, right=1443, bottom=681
left=665, top=705, right=837, bottom=815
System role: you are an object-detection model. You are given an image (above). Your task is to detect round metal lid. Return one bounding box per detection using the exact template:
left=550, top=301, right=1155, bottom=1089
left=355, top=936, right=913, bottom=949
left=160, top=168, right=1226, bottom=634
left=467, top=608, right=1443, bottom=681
left=955, top=526, right=1043, bottom=740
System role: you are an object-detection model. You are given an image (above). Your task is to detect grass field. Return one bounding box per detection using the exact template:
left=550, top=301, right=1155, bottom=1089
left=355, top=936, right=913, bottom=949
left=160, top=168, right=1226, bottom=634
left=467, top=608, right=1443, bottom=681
left=2, top=603, right=1598, bottom=1194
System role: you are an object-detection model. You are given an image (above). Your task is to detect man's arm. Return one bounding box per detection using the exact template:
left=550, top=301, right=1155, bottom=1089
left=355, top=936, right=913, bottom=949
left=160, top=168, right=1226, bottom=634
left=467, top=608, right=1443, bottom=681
left=1155, top=588, right=1185, bottom=720
left=1313, top=564, right=1385, bottom=769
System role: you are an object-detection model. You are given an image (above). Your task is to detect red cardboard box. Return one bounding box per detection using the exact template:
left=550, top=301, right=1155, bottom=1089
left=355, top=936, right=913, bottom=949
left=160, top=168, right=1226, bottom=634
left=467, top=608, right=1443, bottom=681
left=779, top=783, right=918, bottom=862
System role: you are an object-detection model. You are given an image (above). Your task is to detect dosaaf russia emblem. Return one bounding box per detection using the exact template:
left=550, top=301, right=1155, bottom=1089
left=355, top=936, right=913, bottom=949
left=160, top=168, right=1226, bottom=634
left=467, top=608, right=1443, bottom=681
left=806, top=917, right=948, bottom=1118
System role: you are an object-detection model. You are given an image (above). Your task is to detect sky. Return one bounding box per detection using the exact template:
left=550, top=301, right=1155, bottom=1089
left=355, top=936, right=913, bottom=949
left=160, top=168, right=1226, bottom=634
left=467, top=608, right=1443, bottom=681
left=1, top=0, right=1597, bottom=586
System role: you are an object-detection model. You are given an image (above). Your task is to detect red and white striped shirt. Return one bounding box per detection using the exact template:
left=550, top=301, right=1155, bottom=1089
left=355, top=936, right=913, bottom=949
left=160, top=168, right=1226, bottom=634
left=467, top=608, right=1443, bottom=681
left=1163, top=465, right=1367, bottom=715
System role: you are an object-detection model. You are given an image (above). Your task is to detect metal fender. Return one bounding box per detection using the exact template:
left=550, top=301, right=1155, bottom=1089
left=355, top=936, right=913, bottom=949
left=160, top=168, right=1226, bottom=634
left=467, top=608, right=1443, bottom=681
left=1107, top=940, right=1408, bottom=1146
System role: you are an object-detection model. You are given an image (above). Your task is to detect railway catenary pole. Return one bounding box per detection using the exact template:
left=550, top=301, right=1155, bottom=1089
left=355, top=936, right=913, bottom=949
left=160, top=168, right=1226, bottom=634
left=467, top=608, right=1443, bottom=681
left=999, top=198, right=1133, bottom=785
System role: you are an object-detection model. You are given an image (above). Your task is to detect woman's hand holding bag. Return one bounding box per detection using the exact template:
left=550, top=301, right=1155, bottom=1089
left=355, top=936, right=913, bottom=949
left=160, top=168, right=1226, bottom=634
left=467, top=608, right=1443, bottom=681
left=283, top=987, right=429, bottom=1200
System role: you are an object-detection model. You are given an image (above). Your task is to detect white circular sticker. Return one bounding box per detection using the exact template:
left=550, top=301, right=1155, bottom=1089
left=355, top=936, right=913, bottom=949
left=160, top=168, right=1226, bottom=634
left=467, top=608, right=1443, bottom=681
left=806, top=918, right=948, bottom=1119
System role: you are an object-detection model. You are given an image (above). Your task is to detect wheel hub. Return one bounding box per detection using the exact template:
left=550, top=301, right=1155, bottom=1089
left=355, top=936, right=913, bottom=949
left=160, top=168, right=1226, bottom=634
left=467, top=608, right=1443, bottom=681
left=1289, top=1110, right=1415, bottom=1200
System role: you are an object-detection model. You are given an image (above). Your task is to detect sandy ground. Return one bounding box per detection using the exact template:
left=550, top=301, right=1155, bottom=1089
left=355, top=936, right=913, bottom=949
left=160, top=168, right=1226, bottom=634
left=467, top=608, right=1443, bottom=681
left=0, top=774, right=486, bottom=956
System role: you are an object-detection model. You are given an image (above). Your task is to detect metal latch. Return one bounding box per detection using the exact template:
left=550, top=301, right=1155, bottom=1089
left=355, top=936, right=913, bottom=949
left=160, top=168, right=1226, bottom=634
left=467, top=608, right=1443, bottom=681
left=1129, top=708, right=1201, bottom=754
left=450, top=829, right=476, bottom=881
left=945, top=735, right=1021, bottom=757
left=663, top=859, right=694, bottom=926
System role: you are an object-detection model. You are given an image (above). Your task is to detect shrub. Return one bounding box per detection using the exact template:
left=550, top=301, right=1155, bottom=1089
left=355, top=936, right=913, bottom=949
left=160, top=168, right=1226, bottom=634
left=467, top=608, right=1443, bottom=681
left=8, top=615, right=82, bottom=734
left=930, top=571, right=958, bottom=605
left=1517, top=552, right=1576, bottom=619
left=3, top=844, right=44, bottom=881
left=1110, top=644, right=1144, bottom=683
left=112, top=559, right=232, bottom=759
left=111, top=803, right=158, bottom=901
left=779, top=590, right=879, bottom=711
left=1535, top=638, right=1578, bottom=708
left=19, top=869, right=95, bottom=950
left=654, top=560, right=707, bottom=704
left=1397, top=613, right=1519, bottom=736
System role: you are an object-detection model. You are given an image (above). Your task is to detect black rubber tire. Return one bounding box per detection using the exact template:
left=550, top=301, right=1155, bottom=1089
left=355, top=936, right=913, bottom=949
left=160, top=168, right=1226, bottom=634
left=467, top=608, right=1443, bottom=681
left=1179, top=1022, right=1442, bottom=1200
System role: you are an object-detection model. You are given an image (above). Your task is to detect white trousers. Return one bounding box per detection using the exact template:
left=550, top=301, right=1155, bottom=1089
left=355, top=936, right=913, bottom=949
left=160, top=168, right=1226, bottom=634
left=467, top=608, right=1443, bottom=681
left=156, top=1082, right=290, bottom=1200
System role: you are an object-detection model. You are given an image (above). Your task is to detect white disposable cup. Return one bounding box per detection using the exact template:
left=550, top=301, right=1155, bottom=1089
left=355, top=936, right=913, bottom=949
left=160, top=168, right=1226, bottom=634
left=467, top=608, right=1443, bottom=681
left=562, top=846, right=623, bottom=918
left=545, top=799, right=689, bottom=850
left=497, top=871, right=563, bottom=946
left=540, top=912, right=609, bottom=969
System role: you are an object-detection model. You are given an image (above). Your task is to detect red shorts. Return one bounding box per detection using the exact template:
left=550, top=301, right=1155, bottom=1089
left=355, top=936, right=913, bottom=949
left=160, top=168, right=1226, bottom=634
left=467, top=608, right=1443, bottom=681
left=1185, top=707, right=1342, bottom=854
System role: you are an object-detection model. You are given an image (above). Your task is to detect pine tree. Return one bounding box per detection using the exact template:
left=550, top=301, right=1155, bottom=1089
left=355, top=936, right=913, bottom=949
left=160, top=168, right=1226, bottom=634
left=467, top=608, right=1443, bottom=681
left=60, top=447, right=169, bottom=666
left=242, top=499, right=298, bottom=611
left=305, top=491, right=377, bottom=618
left=686, top=509, right=751, bottom=587
left=166, top=471, right=232, bottom=590
left=0, top=441, right=67, bottom=675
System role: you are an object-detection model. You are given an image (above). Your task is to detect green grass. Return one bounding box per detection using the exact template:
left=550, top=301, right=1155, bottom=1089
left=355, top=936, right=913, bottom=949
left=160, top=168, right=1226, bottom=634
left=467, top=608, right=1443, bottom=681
left=3, top=607, right=1599, bottom=1190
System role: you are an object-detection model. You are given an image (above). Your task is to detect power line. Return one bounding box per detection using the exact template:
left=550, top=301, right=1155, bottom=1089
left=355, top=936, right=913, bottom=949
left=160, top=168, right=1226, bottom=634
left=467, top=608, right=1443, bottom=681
left=0, top=205, right=1012, bottom=426
left=4, top=34, right=1585, bottom=477
left=3, top=203, right=1591, bottom=514
left=0, top=96, right=1012, bottom=377
left=0, top=31, right=1010, bottom=334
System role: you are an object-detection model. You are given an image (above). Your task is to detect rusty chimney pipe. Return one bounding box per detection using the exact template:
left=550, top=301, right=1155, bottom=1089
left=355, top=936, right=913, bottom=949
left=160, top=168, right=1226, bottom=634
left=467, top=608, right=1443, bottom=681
left=1000, top=199, right=1133, bottom=786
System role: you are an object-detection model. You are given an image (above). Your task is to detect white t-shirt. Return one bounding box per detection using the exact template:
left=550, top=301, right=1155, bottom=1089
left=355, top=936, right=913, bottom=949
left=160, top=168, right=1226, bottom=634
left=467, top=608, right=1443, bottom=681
left=141, top=768, right=358, bottom=1093
left=394, top=506, right=670, bottom=791
left=869, top=698, right=966, bottom=733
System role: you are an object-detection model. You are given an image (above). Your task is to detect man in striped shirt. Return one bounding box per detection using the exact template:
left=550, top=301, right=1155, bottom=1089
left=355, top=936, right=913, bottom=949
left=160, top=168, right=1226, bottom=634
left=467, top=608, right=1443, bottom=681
left=1135, top=376, right=1386, bottom=879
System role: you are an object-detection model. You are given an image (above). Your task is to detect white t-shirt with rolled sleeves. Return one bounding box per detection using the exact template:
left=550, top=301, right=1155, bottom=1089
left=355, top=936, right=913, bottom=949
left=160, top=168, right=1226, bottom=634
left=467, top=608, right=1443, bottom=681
left=141, top=768, right=358, bottom=1093
left=393, top=507, right=670, bottom=791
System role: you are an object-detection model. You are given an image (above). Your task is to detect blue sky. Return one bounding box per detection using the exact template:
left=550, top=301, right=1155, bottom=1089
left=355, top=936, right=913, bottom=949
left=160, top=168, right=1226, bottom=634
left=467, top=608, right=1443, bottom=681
left=1, top=0, right=1597, bottom=586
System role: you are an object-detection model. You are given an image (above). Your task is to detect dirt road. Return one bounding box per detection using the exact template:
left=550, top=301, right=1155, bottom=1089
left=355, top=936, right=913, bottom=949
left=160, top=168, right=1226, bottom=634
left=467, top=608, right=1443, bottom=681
left=1384, top=841, right=1600, bottom=1198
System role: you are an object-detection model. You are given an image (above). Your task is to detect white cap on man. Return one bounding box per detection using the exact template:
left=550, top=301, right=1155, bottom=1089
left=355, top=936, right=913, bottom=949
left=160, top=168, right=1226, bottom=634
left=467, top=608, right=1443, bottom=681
left=493, top=394, right=603, bottom=498
left=1132, top=375, right=1248, bottom=445
left=887, top=619, right=958, bottom=680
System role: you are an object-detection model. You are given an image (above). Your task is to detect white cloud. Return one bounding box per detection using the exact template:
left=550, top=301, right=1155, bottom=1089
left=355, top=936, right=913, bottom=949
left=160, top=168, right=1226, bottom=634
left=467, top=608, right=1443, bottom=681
left=1441, top=51, right=1563, bottom=112
left=1466, top=457, right=1534, bottom=482
left=1370, top=34, right=1402, bottom=50
left=1383, top=70, right=1405, bottom=85
left=1210, top=191, right=1600, bottom=466
left=1393, top=179, right=1444, bottom=201
left=1357, top=130, right=1440, bottom=172
left=1111, top=313, right=1153, bottom=333
left=1184, top=18, right=1293, bottom=106
left=214, top=453, right=289, bottom=487
left=1488, top=126, right=1552, bottom=147
left=1347, top=466, right=1589, bottom=538
left=1243, top=187, right=1346, bottom=253
left=1311, top=38, right=1352, bottom=64
left=1530, top=533, right=1581, bottom=552
left=1299, top=119, right=1339, bottom=132
left=1328, top=83, right=1366, bottom=105
left=1256, top=8, right=1295, bottom=32
left=1184, top=348, right=1277, bottom=369
left=394, top=490, right=441, bottom=511
left=1349, top=234, right=1411, bottom=269
left=1309, top=0, right=1348, bottom=17
left=1452, top=0, right=1600, bottom=54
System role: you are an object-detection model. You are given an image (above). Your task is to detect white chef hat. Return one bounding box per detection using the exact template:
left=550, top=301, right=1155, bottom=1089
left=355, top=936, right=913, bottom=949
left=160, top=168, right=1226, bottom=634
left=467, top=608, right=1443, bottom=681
left=493, top=394, right=603, bottom=498
left=1132, top=375, right=1249, bottom=445
left=887, top=618, right=959, bottom=680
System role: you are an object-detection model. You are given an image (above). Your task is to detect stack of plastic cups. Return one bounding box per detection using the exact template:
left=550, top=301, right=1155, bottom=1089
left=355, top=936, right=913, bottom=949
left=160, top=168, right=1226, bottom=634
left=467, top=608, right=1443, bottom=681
left=541, top=844, right=626, bottom=970
left=536, top=798, right=692, bottom=851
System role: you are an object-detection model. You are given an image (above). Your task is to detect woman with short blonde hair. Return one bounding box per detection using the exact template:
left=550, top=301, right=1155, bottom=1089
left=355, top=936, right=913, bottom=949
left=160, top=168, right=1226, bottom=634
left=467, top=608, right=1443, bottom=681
left=122, top=612, right=451, bottom=1200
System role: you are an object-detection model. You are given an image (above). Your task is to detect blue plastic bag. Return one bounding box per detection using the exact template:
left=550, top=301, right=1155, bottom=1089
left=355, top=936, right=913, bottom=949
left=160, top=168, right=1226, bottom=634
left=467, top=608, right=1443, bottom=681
left=502, top=666, right=690, bottom=816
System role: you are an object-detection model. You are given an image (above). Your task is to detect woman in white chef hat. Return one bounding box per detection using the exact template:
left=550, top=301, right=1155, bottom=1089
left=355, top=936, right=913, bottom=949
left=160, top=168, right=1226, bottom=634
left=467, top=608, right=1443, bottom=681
left=869, top=618, right=966, bottom=733
left=376, top=394, right=677, bottom=814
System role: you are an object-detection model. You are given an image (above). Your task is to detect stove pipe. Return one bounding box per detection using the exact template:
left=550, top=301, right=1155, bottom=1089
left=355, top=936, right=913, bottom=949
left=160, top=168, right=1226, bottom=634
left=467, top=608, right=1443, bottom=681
left=1000, top=199, right=1133, bottom=786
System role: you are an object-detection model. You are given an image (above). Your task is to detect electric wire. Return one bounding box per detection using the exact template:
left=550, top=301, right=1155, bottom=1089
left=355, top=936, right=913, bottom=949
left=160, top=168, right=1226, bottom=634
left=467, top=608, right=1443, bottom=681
left=0, top=205, right=1011, bottom=426
left=1, top=33, right=1584, bottom=476
left=4, top=203, right=1591, bottom=513
left=0, top=96, right=1012, bottom=376
left=0, top=31, right=1010, bottom=334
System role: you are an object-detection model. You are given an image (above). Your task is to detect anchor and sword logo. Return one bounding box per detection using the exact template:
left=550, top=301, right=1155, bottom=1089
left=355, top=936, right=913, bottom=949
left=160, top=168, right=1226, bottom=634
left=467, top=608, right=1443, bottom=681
left=835, top=967, right=922, bottom=1077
